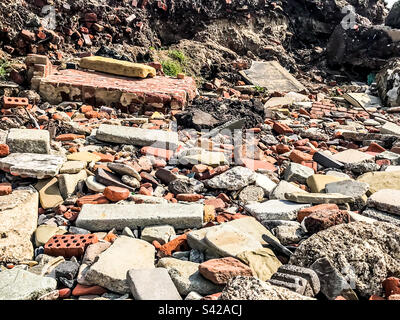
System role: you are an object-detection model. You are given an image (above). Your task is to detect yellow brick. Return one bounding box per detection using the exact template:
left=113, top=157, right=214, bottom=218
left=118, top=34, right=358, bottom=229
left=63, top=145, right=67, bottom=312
left=306, top=174, right=349, bottom=193
left=79, top=56, right=156, bottom=79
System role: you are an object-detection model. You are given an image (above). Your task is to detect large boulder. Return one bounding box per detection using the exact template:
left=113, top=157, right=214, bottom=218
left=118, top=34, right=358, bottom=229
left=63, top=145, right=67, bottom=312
left=376, top=58, right=400, bottom=107
left=289, top=222, right=400, bottom=298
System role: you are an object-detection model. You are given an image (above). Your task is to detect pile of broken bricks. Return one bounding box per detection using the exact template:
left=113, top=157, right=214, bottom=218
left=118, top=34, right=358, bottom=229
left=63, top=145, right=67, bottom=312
left=2, top=55, right=400, bottom=302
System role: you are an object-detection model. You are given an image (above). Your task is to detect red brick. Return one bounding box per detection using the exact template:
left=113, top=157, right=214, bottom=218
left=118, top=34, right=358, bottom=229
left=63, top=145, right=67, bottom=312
left=202, top=292, right=222, bottom=300
left=204, top=198, right=226, bottom=210
left=297, top=204, right=339, bottom=222
left=72, top=284, right=107, bottom=296
left=44, top=234, right=98, bottom=258
left=77, top=194, right=110, bottom=206
left=241, top=158, right=277, bottom=171
left=55, top=134, right=85, bottom=141
left=0, top=144, right=9, bottom=157
left=0, top=182, right=12, bottom=196
left=276, top=144, right=291, bottom=154
left=383, top=277, right=400, bottom=298
left=3, top=97, right=29, bottom=109
left=141, top=146, right=174, bottom=161
left=103, top=186, right=130, bottom=202
left=366, top=142, right=385, bottom=153
left=58, top=288, right=71, bottom=299
left=176, top=194, right=204, bottom=202
left=289, top=150, right=313, bottom=163
left=304, top=209, right=350, bottom=234
left=157, top=234, right=189, bottom=257
left=369, top=295, right=385, bottom=300
left=273, top=122, right=294, bottom=135
left=199, top=257, right=253, bottom=285
left=92, top=152, right=115, bottom=162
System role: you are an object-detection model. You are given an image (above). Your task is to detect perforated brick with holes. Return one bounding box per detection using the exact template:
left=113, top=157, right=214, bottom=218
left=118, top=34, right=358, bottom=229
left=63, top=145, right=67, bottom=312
left=44, top=234, right=98, bottom=258
left=3, top=97, right=29, bottom=109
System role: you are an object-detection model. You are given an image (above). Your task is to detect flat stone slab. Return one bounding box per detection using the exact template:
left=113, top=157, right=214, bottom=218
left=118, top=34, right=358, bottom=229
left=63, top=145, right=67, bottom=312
left=325, top=180, right=369, bottom=197
left=39, top=69, right=197, bottom=110
left=240, top=61, right=306, bottom=92
left=367, top=189, right=400, bottom=215
left=357, top=171, right=400, bottom=194
left=76, top=203, right=203, bottom=231
left=0, top=269, right=57, bottom=300
left=0, top=153, right=65, bottom=179
left=245, top=200, right=310, bottom=221
left=204, top=224, right=262, bottom=257
left=96, top=124, right=179, bottom=150
left=127, top=268, right=182, bottom=300
left=85, top=236, right=155, bottom=294
left=187, top=217, right=279, bottom=256
left=285, top=192, right=355, bottom=204
left=7, top=129, right=50, bottom=154
left=331, top=149, right=374, bottom=164
left=361, top=208, right=400, bottom=227
left=0, top=188, right=38, bottom=263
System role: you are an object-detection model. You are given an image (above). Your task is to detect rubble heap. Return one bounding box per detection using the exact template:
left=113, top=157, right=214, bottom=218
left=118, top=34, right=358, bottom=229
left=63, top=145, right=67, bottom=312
left=0, top=0, right=400, bottom=303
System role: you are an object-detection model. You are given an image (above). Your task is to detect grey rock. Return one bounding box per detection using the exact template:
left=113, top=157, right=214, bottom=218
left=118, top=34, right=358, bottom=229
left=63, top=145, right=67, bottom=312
left=0, top=268, right=57, bottom=300
left=141, top=225, right=176, bottom=245
left=273, top=224, right=305, bottom=246
left=361, top=208, right=400, bottom=227
left=283, top=163, right=314, bottom=184
left=121, top=175, right=140, bottom=189
left=169, top=178, right=204, bottom=195
left=82, top=241, right=112, bottom=265
left=127, top=268, right=182, bottom=300
left=285, top=192, right=354, bottom=204
left=96, top=124, right=179, bottom=150
left=107, top=163, right=141, bottom=181
left=206, top=166, right=256, bottom=191
left=220, top=276, right=315, bottom=300
left=55, top=260, right=80, bottom=280
left=7, top=129, right=50, bottom=154
left=155, top=168, right=178, bottom=184
left=325, top=180, right=369, bottom=197
left=310, top=257, right=358, bottom=300
left=376, top=151, right=400, bottom=165
left=0, top=153, right=65, bottom=179
left=157, top=258, right=223, bottom=296
left=313, top=151, right=344, bottom=169
left=245, top=200, right=310, bottom=221
left=58, top=170, right=87, bottom=199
